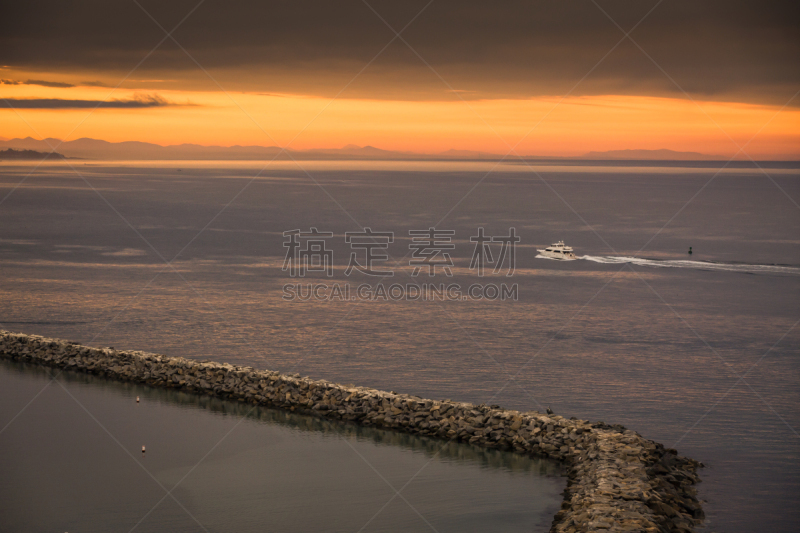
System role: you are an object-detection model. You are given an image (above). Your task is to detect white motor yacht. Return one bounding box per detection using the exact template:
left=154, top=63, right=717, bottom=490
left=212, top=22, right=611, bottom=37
left=537, top=241, right=576, bottom=260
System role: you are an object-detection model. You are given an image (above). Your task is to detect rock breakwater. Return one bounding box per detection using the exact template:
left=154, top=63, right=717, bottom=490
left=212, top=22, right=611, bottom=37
left=1, top=330, right=704, bottom=532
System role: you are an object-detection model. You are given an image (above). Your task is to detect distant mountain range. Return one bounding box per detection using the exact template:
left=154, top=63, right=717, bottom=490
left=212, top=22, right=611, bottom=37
left=580, top=149, right=720, bottom=160
left=0, top=148, right=66, bottom=160
left=0, top=136, right=734, bottom=161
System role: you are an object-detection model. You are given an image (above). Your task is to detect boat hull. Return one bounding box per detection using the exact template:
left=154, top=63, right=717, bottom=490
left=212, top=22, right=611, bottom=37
left=537, top=249, right=576, bottom=260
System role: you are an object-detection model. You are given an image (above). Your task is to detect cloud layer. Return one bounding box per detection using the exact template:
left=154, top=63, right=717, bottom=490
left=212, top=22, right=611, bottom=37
left=1, top=94, right=173, bottom=109
left=1, top=79, right=75, bottom=88
left=1, top=1, right=797, bottom=103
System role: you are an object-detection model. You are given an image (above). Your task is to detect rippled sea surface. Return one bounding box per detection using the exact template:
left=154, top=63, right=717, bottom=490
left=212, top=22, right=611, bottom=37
left=1, top=160, right=798, bottom=532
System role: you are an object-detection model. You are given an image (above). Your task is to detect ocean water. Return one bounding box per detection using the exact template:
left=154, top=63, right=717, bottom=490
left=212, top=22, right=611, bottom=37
left=1, top=160, right=798, bottom=531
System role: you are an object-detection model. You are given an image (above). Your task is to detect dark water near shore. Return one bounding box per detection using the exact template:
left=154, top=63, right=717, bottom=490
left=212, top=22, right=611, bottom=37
left=0, top=360, right=564, bottom=532
left=1, top=160, right=799, bottom=531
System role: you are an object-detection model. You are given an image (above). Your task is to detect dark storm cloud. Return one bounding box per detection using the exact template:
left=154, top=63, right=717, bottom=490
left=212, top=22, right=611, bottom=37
left=25, top=79, right=75, bottom=88
left=1, top=94, right=174, bottom=108
left=1, top=79, right=75, bottom=87
left=1, top=0, right=798, bottom=102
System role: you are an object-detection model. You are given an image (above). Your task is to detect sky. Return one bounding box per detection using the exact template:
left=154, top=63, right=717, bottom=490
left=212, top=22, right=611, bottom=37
left=1, top=0, right=798, bottom=158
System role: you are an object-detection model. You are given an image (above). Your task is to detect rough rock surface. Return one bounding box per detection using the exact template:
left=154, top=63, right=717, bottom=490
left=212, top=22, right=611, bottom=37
left=0, top=330, right=704, bottom=532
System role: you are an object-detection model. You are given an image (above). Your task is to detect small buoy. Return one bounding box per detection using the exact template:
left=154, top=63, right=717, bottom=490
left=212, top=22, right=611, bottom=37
left=136, top=396, right=140, bottom=403
left=142, top=445, right=146, bottom=453
left=688, top=246, right=693, bottom=255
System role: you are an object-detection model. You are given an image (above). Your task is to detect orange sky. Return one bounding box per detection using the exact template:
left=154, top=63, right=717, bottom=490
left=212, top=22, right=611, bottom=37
left=2, top=74, right=798, bottom=159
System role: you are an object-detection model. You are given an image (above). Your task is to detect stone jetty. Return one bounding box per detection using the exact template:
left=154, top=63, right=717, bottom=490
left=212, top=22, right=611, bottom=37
left=0, top=330, right=704, bottom=532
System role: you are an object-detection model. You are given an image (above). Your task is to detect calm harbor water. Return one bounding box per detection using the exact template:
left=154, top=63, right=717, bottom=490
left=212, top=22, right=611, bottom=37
left=0, top=359, right=564, bottom=532
left=1, top=160, right=798, bottom=531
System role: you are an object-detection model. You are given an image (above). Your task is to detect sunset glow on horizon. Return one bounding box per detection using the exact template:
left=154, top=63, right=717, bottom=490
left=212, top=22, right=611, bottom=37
left=2, top=1, right=798, bottom=159
left=2, top=79, right=798, bottom=159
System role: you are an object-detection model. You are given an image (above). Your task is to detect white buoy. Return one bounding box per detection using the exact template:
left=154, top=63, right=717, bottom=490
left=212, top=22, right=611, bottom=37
left=142, top=445, right=146, bottom=453
left=136, top=396, right=140, bottom=403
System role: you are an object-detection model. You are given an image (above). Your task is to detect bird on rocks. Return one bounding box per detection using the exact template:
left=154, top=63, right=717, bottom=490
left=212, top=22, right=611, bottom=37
left=546, top=407, right=553, bottom=415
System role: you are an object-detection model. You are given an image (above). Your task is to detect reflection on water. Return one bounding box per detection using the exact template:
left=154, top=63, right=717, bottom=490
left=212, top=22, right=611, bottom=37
left=0, top=359, right=564, bottom=533
left=5, top=159, right=799, bottom=174
left=0, top=161, right=798, bottom=532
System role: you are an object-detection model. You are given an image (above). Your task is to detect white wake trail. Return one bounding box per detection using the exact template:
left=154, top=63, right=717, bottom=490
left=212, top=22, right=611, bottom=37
left=576, top=255, right=800, bottom=275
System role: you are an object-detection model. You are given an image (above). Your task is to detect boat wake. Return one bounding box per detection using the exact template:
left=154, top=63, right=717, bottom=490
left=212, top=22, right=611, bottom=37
left=535, top=254, right=577, bottom=262
left=577, top=255, right=800, bottom=275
